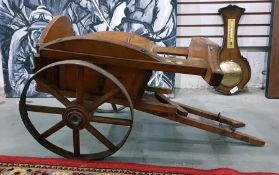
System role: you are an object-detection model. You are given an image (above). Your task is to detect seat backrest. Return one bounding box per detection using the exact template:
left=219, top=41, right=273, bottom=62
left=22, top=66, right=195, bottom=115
left=37, top=16, right=74, bottom=48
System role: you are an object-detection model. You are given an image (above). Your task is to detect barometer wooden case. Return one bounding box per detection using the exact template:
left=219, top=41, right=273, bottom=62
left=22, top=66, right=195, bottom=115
left=216, top=5, right=251, bottom=95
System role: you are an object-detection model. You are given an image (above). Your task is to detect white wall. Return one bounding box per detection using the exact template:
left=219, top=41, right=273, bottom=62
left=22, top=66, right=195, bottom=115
left=175, top=0, right=271, bottom=88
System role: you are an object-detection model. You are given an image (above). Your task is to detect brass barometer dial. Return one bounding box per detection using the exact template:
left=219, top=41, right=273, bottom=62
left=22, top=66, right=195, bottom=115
left=216, top=5, right=251, bottom=94
left=220, top=60, right=242, bottom=87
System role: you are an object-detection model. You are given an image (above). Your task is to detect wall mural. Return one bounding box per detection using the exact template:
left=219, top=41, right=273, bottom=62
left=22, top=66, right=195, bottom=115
left=0, top=0, right=177, bottom=97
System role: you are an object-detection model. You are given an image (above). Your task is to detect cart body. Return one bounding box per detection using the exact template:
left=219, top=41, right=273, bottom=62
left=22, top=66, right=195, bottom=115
left=18, top=16, right=265, bottom=160
left=35, top=16, right=223, bottom=103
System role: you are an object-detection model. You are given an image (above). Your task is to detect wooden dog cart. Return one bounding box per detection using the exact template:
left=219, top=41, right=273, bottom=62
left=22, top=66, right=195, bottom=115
left=19, top=16, right=265, bottom=160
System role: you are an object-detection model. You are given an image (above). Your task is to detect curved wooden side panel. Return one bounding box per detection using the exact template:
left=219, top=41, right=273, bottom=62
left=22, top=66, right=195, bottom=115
left=37, top=16, right=74, bottom=48
left=43, top=37, right=162, bottom=62
left=83, top=31, right=155, bottom=52
left=188, top=37, right=224, bottom=86
left=38, top=37, right=157, bottom=100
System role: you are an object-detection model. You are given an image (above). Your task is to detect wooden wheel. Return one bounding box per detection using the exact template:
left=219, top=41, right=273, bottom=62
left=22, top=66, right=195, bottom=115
left=19, top=60, right=134, bottom=160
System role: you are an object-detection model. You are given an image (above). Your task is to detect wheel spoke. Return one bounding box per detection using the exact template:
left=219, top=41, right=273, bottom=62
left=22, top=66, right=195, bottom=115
left=91, top=115, right=132, bottom=126
left=111, top=104, right=118, bottom=112
left=73, top=129, right=80, bottom=156
left=96, top=105, right=126, bottom=113
left=86, top=124, right=117, bottom=151
left=41, top=120, right=66, bottom=139
left=88, top=89, right=119, bottom=111
left=76, top=66, right=84, bottom=104
left=25, top=104, right=65, bottom=114
left=36, top=79, right=70, bottom=107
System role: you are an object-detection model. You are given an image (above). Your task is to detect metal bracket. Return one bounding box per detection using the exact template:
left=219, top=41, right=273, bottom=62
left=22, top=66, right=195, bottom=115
left=230, top=126, right=236, bottom=132
left=218, top=112, right=223, bottom=126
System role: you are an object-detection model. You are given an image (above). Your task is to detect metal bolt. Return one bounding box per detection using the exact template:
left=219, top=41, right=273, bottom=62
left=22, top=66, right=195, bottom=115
left=68, top=114, right=83, bottom=126
left=140, top=49, right=146, bottom=53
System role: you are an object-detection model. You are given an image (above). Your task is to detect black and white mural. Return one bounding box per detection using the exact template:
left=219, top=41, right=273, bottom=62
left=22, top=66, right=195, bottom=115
left=0, top=0, right=177, bottom=97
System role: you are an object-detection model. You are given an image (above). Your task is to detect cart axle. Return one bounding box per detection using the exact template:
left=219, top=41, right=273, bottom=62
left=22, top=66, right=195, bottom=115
left=68, top=113, right=83, bottom=127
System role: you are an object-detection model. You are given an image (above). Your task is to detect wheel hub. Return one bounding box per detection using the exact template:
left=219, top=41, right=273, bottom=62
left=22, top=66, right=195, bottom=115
left=63, top=106, right=89, bottom=129
left=68, top=112, right=83, bottom=127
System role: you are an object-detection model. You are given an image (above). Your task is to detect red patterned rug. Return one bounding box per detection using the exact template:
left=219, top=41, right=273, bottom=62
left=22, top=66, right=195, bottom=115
left=0, top=155, right=278, bottom=175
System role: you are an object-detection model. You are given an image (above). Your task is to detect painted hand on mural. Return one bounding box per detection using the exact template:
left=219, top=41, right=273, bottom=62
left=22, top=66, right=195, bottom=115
left=0, top=0, right=52, bottom=97
left=9, top=5, right=52, bottom=96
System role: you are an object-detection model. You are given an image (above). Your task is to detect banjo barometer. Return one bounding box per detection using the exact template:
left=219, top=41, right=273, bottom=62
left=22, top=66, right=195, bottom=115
left=216, top=5, right=251, bottom=94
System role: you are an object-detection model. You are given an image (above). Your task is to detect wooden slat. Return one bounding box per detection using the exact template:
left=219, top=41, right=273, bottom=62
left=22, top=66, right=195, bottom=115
left=178, top=2, right=271, bottom=13
left=177, top=37, right=270, bottom=48
left=177, top=26, right=270, bottom=36
left=177, top=24, right=270, bottom=27
left=177, top=12, right=271, bottom=16
left=177, top=1, right=272, bottom=4
left=239, top=46, right=269, bottom=52
left=177, top=35, right=269, bottom=38
left=177, top=15, right=271, bottom=25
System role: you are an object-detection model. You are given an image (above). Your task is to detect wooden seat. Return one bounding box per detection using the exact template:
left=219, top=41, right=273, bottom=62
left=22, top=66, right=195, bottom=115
left=37, top=16, right=74, bottom=48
